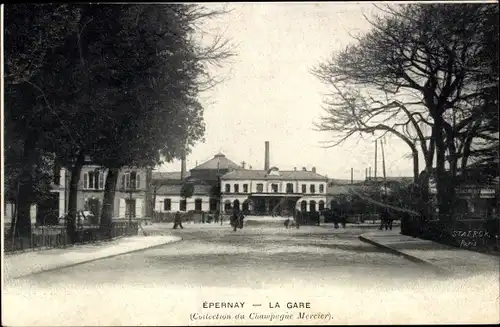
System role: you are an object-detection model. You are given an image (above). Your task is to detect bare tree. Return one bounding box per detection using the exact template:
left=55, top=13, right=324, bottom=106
left=312, top=3, right=498, bottom=224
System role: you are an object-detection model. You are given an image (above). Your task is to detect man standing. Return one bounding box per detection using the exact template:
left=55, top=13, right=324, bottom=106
left=230, top=206, right=238, bottom=232
left=379, top=208, right=389, bottom=231
left=173, top=211, right=184, bottom=229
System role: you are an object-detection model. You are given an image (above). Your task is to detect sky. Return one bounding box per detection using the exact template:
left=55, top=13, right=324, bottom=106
left=158, top=2, right=417, bottom=180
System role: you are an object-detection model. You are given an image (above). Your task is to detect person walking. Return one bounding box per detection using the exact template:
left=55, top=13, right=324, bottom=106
left=238, top=210, right=245, bottom=229
left=173, top=211, right=184, bottom=229
left=230, top=206, right=240, bottom=232
left=379, top=208, right=389, bottom=231
left=387, top=211, right=394, bottom=231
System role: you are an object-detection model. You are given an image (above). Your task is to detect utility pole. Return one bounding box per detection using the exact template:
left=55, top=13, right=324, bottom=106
left=374, top=140, right=378, bottom=180
left=351, top=168, right=354, bottom=185
left=381, top=139, right=387, bottom=197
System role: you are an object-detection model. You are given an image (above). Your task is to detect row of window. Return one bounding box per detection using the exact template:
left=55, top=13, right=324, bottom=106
left=163, top=198, right=203, bottom=212
left=223, top=183, right=325, bottom=194
left=82, top=171, right=141, bottom=190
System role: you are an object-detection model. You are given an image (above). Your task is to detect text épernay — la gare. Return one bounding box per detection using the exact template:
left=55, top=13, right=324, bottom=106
left=202, top=302, right=311, bottom=309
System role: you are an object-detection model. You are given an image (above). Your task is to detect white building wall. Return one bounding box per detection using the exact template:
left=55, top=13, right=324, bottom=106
left=296, top=195, right=328, bottom=212
left=4, top=203, right=38, bottom=224
left=221, top=179, right=327, bottom=195
left=154, top=195, right=211, bottom=213
left=58, top=168, right=68, bottom=218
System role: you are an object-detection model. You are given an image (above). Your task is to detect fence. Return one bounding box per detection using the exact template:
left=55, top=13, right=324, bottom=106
left=4, top=221, right=139, bottom=253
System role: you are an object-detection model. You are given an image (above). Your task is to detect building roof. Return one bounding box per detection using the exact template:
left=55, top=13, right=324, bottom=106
left=155, top=183, right=212, bottom=196
left=328, top=178, right=365, bottom=185
left=152, top=171, right=191, bottom=181
left=191, top=153, right=240, bottom=171
left=221, top=169, right=328, bottom=181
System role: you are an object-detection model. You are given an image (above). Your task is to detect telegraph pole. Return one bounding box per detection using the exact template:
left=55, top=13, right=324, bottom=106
left=381, top=139, right=388, bottom=197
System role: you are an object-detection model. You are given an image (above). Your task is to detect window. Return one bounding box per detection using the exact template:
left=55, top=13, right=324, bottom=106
left=271, top=184, right=278, bottom=193
left=121, top=171, right=139, bottom=190
left=99, top=172, right=105, bottom=189
left=310, top=200, right=317, bottom=212
left=319, top=200, right=325, bottom=211
left=164, top=199, right=171, bottom=211
left=130, top=172, right=137, bottom=189
left=243, top=184, right=248, bottom=193
left=84, top=170, right=102, bottom=190
left=125, top=199, right=136, bottom=218
left=53, top=161, right=61, bottom=185
left=319, top=184, right=324, bottom=193
left=210, top=199, right=218, bottom=212
left=180, top=199, right=187, bottom=211
left=195, top=199, right=202, bottom=211
left=136, top=173, right=141, bottom=189
left=256, top=183, right=264, bottom=193
left=301, top=184, right=306, bottom=193
left=286, top=183, right=294, bottom=193
left=234, top=184, right=239, bottom=193
left=225, top=184, right=231, bottom=193
left=88, top=171, right=96, bottom=189
left=310, top=184, right=316, bottom=194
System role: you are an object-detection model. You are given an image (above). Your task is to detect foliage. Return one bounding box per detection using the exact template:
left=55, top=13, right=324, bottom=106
left=4, top=4, right=81, bottom=85
left=3, top=4, right=235, bottom=239
left=180, top=182, right=195, bottom=199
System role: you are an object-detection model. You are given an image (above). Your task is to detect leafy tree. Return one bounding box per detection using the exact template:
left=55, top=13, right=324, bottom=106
left=180, top=182, right=195, bottom=201
left=4, top=4, right=234, bottom=241
left=4, top=4, right=81, bottom=85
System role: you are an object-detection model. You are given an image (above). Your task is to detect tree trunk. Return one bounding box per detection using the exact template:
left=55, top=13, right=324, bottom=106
left=67, top=151, right=85, bottom=244
left=13, top=134, right=38, bottom=238
left=100, top=167, right=119, bottom=239
left=433, top=120, right=453, bottom=225
left=152, top=184, right=157, bottom=218
left=411, top=149, right=419, bottom=184
left=145, top=168, right=153, bottom=219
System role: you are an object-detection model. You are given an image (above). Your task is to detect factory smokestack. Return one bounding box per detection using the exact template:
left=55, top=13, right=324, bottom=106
left=264, top=141, right=270, bottom=171
left=180, top=151, right=187, bottom=180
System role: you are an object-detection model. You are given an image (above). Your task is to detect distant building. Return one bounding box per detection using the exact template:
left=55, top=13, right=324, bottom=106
left=152, top=142, right=329, bottom=215
left=220, top=166, right=328, bottom=214
left=56, top=157, right=152, bottom=222
left=152, top=152, right=240, bottom=213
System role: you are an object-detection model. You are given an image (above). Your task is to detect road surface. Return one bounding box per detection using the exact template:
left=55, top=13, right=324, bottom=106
left=3, top=224, right=498, bottom=325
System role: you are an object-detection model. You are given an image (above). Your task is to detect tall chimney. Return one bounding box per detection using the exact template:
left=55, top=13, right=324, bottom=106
left=264, top=141, right=270, bottom=171
left=312, top=167, right=316, bottom=173
left=180, top=153, right=187, bottom=180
